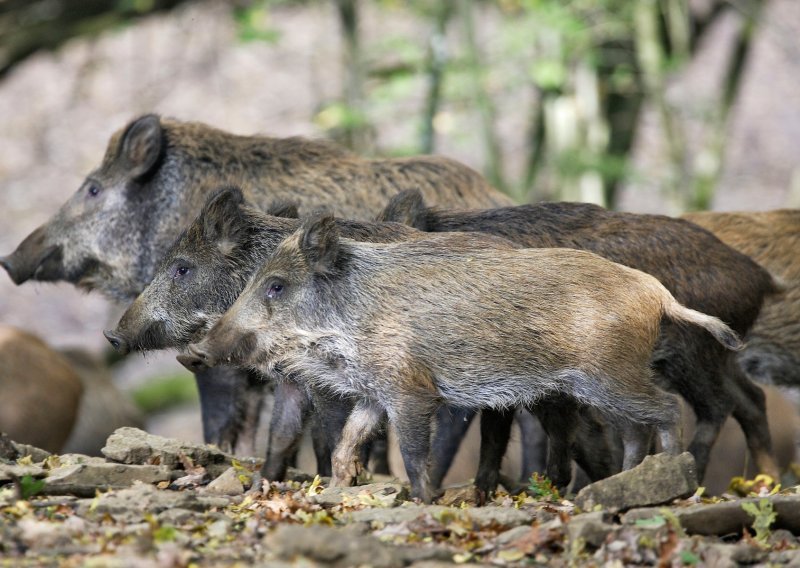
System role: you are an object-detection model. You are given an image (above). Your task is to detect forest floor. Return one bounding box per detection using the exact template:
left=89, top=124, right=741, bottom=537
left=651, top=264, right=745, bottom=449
left=1, top=428, right=799, bottom=567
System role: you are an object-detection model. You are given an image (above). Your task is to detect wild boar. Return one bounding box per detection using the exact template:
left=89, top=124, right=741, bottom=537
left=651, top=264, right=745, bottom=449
left=107, top=187, right=514, bottom=480
left=682, top=210, right=800, bottom=389
left=0, top=326, right=84, bottom=453
left=0, top=114, right=512, bottom=453
left=183, top=213, right=743, bottom=502
left=376, top=190, right=779, bottom=491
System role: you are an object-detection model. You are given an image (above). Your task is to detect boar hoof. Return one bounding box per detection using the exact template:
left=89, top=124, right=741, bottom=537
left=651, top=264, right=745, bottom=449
left=332, top=458, right=362, bottom=487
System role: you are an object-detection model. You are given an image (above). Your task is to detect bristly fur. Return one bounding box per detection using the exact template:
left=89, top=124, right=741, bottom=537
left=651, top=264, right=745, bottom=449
left=197, top=217, right=742, bottom=501
left=376, top=189, right=780, bottom=486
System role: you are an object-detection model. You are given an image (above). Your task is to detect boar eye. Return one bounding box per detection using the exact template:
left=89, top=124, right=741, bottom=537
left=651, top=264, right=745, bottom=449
left=87, top=184, right=101, bottom=197
left=266, top=281, right=284, bottom=300
left=172, top=265, right=191, bottom=280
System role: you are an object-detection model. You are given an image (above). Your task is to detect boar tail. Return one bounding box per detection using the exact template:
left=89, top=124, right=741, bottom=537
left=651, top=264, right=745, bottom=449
left=664, top=298, right=744, bottom=352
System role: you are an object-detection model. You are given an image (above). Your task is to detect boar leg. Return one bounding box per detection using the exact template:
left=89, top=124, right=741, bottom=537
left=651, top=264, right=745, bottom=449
left=389, top=395, right=439, bottom=503
left=332, top=400, right=386, bottom=487
left=262, top=381, right=313, bottom=480
left=516, top=409, right=547, bottom=481
left=429, top=406, right=476, bottom=489
left=728, top=362, right=779, bottom=478
left=533, top=397, right=580, bottom=491
left=573, top=409, right=622, bottom=481
left=475, top=407, right=515, bottom=503
left=195, top=365, right=256, bottom=452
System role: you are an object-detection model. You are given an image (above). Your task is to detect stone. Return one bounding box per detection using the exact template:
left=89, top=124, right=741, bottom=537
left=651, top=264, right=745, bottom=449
left=495, top=525, right=535, bottom=546
left=567, top=512, right=616, bottom=548
left=623, top=494, right=800, bottom=536
left=438, top=483, right=479, bottom=507
left=78, top=482, right=231, bottom=521
left=101, top=427, right=231, bottom=470
left=313, top=482, right=408, bottom=507
left=467, top=506, right=538, bottom=527
left=0, top=433, right=17, bottom=460
left=0, top=462, right=45, bottom=481
left=12, top=443, right=51, bottom=464
left=264, top=524, right=404, bottom=568
left=202, top=467, right=244, bottom=496
left=43, top=462, right=171, bottom=497
left=575, top=452, right=697, bottom=512
left=157, top=508, right=201, bottom=525
left=346, top=503, right=536, bottom=528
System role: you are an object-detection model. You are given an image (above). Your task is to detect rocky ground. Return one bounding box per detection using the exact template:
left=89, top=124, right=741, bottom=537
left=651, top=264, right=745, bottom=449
left=1, top=429, right=799, bottom=567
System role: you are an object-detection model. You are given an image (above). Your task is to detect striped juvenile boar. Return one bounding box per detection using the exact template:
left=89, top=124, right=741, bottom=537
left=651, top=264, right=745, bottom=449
left=379, top=190, right=779, bottom=492
left=185, top=214, right=743, bottom=503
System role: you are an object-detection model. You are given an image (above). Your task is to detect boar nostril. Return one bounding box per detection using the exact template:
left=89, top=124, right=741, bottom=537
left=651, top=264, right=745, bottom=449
left=103, top=330, right=130, bottom=356
left=0, top=255, right=19, bottom=284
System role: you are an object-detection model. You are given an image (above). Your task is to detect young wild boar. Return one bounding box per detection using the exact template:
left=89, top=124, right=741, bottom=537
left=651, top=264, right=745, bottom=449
left=107, top=187, right=514, bottom=480
left=377, top=190, right=780, bottom=491
left=682, top=210, right=800, bottom=389
left=183, top=214, right=744, bottom=503
left=0, top=114, right=511, bottom=452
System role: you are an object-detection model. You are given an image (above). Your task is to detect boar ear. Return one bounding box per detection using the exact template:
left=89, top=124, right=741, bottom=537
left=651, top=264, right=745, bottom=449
left=376, top=188, right=428, bottom=230
left=202, top=187, right=246, bottom=243
left=266, top=200, right=300, bottom=219
left=121, top=114, right=164, bottom=180
left=300, top=213, right=340, bottom=275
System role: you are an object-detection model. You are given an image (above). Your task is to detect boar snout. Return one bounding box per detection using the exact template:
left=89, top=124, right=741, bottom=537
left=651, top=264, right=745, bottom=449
left=177, top=344, right=215, bottom=372
left=103, top=330, right=131, bottom=356
left=0, top=229, right=62, bottom=285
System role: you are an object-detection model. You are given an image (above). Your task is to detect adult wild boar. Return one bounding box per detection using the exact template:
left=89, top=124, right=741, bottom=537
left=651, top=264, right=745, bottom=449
left=183, top=214, right=743, bottom=503
left=682, top=210, right=800, bottom=389
left=0, top=115, right=512, bottom=451
left=377, top=190, right=779, bottom=491
left=107, top=187, right=515, bottom=480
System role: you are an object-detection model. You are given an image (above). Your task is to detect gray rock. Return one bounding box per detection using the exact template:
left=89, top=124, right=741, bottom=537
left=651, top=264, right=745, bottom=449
left=567, top=511, right=616, bottom=548
left=78, top=482, right=231, bottom=521
left=0, top=462, right=45, bottom=481
left=12, top=443, right=51, bottom=464
left=0, top=433, right=17, bottom=460
left=43, top=462, right=171, bottom=497
left=101, top=427, right=231, bottom=470
left=157, top=508, right=202, bottom=525
left=347, top=503, right=536, bottom=528
left=623, top=494, right=800, bottom=536
left=313, top=481, right=408, bottom=507
left=264, top=524, right=404, bottom=568
left=347, top=504, right=450, bottom=525
left=575, top=452, right=697, bottom=512
left=467, top=506, right=538, bottom=527
left=202, top=467, right=244, bottom=496
left=495, top=525, right=535, bottom=546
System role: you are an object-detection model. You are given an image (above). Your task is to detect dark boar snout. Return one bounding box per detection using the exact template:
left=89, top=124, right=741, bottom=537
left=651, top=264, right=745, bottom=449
left=1, top=226, right=63, bottom=285
left=103, top=329, right=131, bottom=356
left=178, top=344, right=216, bottom=372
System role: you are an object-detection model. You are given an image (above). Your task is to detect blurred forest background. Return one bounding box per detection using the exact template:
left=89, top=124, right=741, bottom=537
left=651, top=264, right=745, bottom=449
left=0, top=0, right=798, bottom=443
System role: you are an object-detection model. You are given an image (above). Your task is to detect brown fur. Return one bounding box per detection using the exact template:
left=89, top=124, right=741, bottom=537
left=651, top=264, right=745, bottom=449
left=683, top=209, right=800, bottom=389
left=190, top=215, right=742, bottom=502
left=0, top=326, right=84, bottom=453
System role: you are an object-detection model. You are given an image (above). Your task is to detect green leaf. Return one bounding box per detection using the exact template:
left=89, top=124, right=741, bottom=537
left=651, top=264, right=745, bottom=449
left=18, top=475, right=45, bottom=500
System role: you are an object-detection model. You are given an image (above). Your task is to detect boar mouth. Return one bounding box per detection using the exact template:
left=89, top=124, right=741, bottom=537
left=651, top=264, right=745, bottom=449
left=128, top=320, right=170, bottom=352
left=74, top=258, right=113, bottom=292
